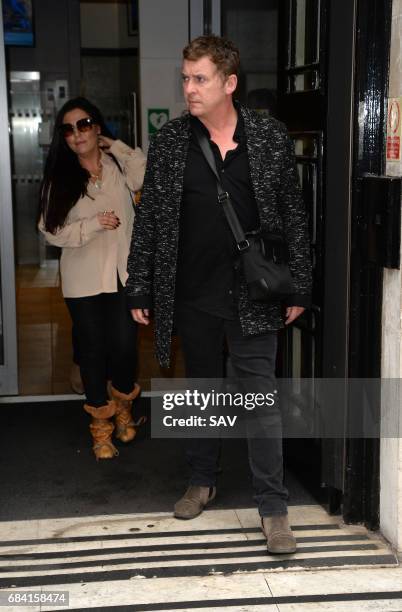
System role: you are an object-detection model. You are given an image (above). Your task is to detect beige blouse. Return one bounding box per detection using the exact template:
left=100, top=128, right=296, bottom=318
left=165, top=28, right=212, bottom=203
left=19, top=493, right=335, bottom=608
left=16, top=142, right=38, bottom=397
left=39, top=140, right=146, bottom=298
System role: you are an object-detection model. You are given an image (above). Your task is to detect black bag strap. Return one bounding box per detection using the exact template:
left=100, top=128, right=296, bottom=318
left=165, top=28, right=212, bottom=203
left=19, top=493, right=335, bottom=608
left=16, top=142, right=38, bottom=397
left=193, top=124, right=250, bottom=252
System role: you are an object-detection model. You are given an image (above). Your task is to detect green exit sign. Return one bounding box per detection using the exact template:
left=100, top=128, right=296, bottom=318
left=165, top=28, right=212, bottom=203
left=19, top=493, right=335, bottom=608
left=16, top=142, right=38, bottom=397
left=147, top=108, right=170, bottom=135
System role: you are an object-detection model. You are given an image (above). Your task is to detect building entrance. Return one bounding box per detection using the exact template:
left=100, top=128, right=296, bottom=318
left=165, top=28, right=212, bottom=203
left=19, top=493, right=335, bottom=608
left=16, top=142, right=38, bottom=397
left=0, top=0, right=394, bottom=530
left=219, top=0, right=392, bottom=527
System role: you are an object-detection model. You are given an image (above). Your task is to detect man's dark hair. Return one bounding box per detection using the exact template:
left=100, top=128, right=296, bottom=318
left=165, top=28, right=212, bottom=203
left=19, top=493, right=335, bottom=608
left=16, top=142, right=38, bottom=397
left=183, top=35, right=240, bottom=78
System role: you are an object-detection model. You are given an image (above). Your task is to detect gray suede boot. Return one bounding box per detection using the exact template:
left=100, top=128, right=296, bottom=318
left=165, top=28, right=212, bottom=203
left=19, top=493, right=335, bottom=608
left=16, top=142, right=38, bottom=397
left=262, top=514, right=297, bottom=554
left=174, top=486, right=216, bottom=519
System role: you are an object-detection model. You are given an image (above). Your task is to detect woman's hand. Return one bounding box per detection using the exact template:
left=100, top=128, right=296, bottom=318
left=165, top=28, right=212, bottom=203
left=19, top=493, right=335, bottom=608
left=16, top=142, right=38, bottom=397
left=98, top=135, right=115, bottom=150
left=97, top=210, right=120, bottom=230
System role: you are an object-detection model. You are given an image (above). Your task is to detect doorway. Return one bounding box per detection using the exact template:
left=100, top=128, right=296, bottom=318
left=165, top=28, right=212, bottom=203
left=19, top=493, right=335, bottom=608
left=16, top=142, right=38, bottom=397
left=0, top=0, right=392, bottom=528
left=1, top=0, right=186, bottom=397
left=7, top=70, right=143, bottom=396
left=218, top=0, right=329, bottom=508
left=218, top=0, right=392, bottom=526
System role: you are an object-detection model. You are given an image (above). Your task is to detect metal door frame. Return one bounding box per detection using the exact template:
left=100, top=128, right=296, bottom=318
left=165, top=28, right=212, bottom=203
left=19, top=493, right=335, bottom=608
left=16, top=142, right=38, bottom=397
left=0, top=4, right=18, bottom=395
left=343, top=0, right=393, bottom=530
left=322, top=0, right=356, bottom=381
left=317, top=0, right=357, bottom=504
left=189, top=0, right=221, bottom=38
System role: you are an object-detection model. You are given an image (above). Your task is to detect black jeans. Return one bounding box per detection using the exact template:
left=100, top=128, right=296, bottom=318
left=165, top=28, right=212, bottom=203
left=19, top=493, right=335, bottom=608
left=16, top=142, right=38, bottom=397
left=175, top=302, right=288, bottom=516
left=72, top=325, right=80, bottom=366
left=65, top=282, right=137, bottom=407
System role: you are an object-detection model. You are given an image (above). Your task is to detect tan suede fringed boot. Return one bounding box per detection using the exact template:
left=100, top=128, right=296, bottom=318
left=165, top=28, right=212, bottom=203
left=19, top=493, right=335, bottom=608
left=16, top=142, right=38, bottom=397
left=84, top=400, right=119, bottom=460
left=111, top=384, right=145, bottom=443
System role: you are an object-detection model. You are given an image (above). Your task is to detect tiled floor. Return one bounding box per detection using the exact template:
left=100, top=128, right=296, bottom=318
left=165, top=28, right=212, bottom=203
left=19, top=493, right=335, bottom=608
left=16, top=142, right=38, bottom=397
left=15, top=263, right=185, bottom=395
left=0, top=505, right=399, bottom=611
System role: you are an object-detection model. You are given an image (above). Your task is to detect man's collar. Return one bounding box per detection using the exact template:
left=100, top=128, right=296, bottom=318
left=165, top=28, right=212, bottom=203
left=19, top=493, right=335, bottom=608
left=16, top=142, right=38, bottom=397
left=190, top=102, right=245, bottom=142
left=233, top=109, right=245, bottom=143
left=190, top=114, right=210, bottom=137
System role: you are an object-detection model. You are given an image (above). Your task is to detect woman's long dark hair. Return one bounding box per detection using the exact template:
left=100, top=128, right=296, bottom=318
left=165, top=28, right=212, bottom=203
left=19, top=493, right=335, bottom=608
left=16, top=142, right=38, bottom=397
left=38, top=97, right=113, bottom=233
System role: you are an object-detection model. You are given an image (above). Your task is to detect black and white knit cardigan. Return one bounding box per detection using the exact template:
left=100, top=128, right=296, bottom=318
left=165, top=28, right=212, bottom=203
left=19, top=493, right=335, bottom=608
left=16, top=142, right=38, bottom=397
left=126, top=105, right=312, bottom=368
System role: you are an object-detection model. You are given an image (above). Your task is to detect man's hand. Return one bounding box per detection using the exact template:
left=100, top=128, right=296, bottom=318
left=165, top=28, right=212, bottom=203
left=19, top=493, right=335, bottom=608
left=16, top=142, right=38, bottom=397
left=285, top=306, right=305, bottom=325
left=131, top=308, right=150, bottom=325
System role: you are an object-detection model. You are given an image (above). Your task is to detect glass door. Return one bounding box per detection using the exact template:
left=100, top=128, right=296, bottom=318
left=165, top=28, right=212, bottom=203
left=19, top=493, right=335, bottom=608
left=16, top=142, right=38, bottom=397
left=0, top=6, right=18, bottom=395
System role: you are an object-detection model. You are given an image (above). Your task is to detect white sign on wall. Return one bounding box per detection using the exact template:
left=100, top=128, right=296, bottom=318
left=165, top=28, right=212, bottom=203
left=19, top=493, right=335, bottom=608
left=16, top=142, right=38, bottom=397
left=386, top=98, right=402, bottom=161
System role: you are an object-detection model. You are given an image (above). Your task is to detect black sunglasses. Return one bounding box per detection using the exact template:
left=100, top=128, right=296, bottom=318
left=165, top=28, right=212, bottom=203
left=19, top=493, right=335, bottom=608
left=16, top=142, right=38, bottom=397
left=59, top=117, right=96, bottom=138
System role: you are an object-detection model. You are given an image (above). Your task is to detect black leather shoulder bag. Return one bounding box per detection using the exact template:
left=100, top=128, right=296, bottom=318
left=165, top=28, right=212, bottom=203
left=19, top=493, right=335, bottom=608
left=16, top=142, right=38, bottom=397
left=194, top=125, right=294, bottom=302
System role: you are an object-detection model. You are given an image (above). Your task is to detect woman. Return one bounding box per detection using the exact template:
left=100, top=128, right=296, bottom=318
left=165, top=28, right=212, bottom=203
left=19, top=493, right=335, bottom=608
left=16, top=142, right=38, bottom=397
left=38, top=97, right=146, bottom=460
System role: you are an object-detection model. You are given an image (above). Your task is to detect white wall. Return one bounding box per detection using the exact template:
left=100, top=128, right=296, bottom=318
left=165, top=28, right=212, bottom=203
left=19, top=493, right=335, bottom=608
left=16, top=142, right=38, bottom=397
left=380, top=0, right=402, bottom=555
left=138, top=0, right=188, bottom=149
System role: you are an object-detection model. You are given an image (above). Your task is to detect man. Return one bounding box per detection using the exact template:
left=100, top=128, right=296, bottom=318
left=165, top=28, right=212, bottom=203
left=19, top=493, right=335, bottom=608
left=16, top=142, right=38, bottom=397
left=126, top=36, right=312, bottom=554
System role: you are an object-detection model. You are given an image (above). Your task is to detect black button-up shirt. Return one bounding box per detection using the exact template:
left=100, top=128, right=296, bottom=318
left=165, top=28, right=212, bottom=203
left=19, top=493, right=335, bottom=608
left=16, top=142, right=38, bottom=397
left=175, top=111, right=260, bottom=318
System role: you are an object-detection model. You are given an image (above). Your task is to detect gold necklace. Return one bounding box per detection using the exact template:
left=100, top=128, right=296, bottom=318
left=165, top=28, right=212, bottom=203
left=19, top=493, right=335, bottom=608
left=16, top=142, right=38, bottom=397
left=90, top=173, right=102, bottom=189
left=90, top=164, right=102, bottom=189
